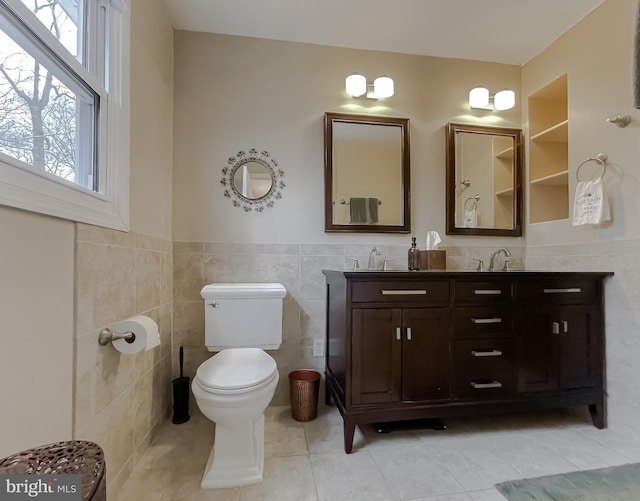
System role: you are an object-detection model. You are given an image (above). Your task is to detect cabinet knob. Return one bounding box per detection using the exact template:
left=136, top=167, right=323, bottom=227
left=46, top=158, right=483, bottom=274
left=552, top=321, right=560, bottom=334
left=406, top=327, right=412, bottom=341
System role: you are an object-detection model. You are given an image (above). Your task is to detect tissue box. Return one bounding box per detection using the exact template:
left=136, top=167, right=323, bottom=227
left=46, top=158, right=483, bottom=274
left=419, top=250, right=446, bottom=270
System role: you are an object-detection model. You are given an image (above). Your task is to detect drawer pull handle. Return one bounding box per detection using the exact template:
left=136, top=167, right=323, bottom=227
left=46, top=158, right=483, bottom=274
left=470, top=381, right=502, bottom=389
left=473, top=289, right=502, bottom=295
left=406, top=327, right=412, bottom=341
left=471, top=317, right=502, bottom=324
left=471, top=350, right=503, bottom=357
left=396, top=327, right=401, bottom=341
left=543, top=288, right=582, bottom=294
left=381, top=290, right=427, bottom=295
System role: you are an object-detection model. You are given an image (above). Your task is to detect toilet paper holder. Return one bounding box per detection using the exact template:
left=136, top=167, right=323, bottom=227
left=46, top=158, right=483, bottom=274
left=98, top=327, right=135, bottom=345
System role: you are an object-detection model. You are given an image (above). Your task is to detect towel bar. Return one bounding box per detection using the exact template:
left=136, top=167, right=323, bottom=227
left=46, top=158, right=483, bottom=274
left=339, top=199, right=382, bottom=205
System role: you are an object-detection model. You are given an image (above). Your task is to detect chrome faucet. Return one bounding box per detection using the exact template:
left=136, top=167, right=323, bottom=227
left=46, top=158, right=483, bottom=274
left=368, top=246, right=381, bottom=270
left=488, top=248, right=511, bottom=271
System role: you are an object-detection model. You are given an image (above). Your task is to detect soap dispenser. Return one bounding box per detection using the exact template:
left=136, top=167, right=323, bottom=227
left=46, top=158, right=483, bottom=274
left=408, top=237, right=420, bottom=271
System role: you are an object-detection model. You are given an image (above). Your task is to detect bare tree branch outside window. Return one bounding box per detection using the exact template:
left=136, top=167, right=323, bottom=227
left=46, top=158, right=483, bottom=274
left=0, top=0, right=85, bottom=186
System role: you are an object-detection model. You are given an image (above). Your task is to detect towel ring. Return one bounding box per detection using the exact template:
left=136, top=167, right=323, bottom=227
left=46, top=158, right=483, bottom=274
left=576, top=153, right=607, bottom=182
left=464, top=195, right=479, bottom=211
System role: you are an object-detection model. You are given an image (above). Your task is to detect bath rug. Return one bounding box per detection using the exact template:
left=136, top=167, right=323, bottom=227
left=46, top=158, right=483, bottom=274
left=496, top=462, right=640, bottom=500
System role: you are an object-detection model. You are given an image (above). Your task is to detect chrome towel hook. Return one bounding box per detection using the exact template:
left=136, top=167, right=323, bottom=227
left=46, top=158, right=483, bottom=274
left=606, top=114, right=631, bottom=128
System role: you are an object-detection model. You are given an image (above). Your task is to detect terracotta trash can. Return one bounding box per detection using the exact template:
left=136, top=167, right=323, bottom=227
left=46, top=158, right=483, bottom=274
left=289, top=369, right=321, bottom=422
left=0, top=440, right=106, bottom=501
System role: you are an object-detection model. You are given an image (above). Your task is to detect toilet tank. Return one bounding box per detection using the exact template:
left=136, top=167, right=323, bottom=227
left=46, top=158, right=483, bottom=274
left=201, top=283, right=286, bottom=351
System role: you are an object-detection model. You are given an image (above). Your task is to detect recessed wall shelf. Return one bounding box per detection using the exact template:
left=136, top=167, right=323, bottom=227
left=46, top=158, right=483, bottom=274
left=530, top=170, right=569, bottom=186
left=493, top=135, right=515, bottom=228
left=530, top=120, right=568, bottom=143
left=528, top=74, right=569, bottom=224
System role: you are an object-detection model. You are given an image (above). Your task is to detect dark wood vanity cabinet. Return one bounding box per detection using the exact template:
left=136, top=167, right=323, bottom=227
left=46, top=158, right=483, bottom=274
left=323, top=270, right=612, bottom=453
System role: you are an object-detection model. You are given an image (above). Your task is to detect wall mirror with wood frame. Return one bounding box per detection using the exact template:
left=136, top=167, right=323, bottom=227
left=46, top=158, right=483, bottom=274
left=324, top=112, right=411, bottom=233
left=445, top=122, right=523, bottom=237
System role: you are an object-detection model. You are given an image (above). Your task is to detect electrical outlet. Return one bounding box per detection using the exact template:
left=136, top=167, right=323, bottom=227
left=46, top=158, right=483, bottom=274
left=313, top=339, right=324, bottom=357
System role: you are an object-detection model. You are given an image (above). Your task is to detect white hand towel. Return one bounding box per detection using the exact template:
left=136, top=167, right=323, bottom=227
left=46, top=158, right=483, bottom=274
left=463, top=209, right=477, bottom=228
left=572, top=177, right=610, bottom=226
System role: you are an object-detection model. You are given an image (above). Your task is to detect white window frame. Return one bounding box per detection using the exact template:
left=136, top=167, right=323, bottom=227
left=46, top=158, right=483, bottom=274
left=0, top=0, right=130, bottom=230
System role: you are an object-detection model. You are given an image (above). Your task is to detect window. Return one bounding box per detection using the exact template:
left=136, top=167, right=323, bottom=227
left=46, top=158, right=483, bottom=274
left=0, top=0, right=129, bottom=230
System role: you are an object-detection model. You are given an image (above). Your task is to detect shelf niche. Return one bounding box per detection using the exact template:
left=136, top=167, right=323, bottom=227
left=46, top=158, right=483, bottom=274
left=528, top=74, right=568, bottom=224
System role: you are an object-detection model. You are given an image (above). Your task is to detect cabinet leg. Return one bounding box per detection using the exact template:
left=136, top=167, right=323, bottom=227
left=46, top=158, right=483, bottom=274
left=324, top=378, right=332, bottom=405
left=343, top=418, right=356, bottom=454
left=589, top=397, right=606, bottom=429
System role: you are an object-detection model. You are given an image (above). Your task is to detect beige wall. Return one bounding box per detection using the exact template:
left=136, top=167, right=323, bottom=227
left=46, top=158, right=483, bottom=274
left=69, top=0, right=176, bottom=491
left=0, top=0, right=174, bottom=492
left=171, top=1, right=639, bottom=422
left=130, top=0, right=174, bottom=240
left=172, top=32, right=523, bottom=249
left=0, top=207, right=74, bottom=458
left=522, top=0, right=640, bottom=246
left=3, top=0, right=640, bottom=492
left=171, top=32, right=525, bottom=404
left=522, top=0, right=640, bottom=426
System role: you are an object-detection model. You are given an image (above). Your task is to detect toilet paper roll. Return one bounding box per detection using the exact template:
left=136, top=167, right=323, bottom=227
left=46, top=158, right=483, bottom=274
left=111, top=315, right=160, bottom=355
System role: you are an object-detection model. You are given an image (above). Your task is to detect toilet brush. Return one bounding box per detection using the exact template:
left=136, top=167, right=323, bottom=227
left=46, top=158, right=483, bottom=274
left=172, top=346, right=190, bottom=424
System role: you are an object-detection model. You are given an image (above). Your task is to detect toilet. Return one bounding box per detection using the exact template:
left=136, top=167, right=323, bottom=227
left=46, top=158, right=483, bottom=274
left=191, top=283, right=286, bottom=489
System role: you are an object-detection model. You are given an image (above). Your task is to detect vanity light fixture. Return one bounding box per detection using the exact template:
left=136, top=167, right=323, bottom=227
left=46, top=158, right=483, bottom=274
left=469, top=86, right=515, bottom=111
left=345, top=73, right=394, bottom=99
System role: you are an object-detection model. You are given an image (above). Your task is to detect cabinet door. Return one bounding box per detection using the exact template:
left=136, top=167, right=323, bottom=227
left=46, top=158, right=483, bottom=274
left=558, top=305, right=600, bottom=389
left=352, top=308, right=402, bottom=405
left=517, top=306, right=558, bottom=392
left=517, top=305, right=599, bottom=392
left=402, top=308, right=450, bottom=401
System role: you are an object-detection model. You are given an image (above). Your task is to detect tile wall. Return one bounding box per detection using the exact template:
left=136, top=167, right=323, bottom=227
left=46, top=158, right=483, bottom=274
left=526, top=240, right=640, bottom=428
left=173, top=241, right=525, bottom=407
left=73, top=224, right=173, bottom=491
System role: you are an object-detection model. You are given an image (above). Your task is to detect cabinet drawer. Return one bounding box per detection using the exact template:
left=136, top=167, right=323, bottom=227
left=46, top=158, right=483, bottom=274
left=455, top=339, right=513, bottom=368
left=351, top=281, right=450, bottom=304
left=454, top=281, right=512, bottom=304
left=454, top=367, right=515, bottom=398
left=455, top=307, right=512, bottom=338
left=516, top=279, right=595, bottom=304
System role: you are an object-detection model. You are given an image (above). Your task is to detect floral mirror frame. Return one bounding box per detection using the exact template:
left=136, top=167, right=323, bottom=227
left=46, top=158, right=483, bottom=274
left=220, top=149, right=285, bottom=212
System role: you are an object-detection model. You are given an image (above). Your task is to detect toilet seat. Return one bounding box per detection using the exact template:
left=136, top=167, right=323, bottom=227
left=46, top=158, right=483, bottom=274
left=196, top=348, right=277, bottom=393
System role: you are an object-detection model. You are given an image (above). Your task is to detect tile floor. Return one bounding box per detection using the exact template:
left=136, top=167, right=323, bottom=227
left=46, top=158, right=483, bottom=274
left=118, top=404, right=639, bottom=501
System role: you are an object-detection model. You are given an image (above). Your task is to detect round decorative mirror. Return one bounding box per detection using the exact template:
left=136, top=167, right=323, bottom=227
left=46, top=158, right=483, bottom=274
left=221, top=149, right=284, bottom=212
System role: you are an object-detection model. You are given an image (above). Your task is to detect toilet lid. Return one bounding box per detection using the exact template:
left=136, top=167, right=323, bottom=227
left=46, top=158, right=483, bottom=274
left=196, top=348, right=277, bottom=391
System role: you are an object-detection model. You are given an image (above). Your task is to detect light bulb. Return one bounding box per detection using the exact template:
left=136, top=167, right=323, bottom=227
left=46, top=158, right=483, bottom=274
left=374, top=76, right=394, bottom=98
left=469, top=87, right=490, bottom=108
left=345, top=74, right=366, bottom=97
left=494, top=89, right=515, bottom=110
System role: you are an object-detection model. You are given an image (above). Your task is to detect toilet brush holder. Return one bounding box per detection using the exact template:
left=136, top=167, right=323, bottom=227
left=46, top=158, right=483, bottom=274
left=172, top=346, right=190, bottom=424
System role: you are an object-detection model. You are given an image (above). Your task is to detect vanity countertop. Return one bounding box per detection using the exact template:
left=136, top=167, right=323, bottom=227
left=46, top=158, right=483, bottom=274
left=322, top=269, right=614, bottom=278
